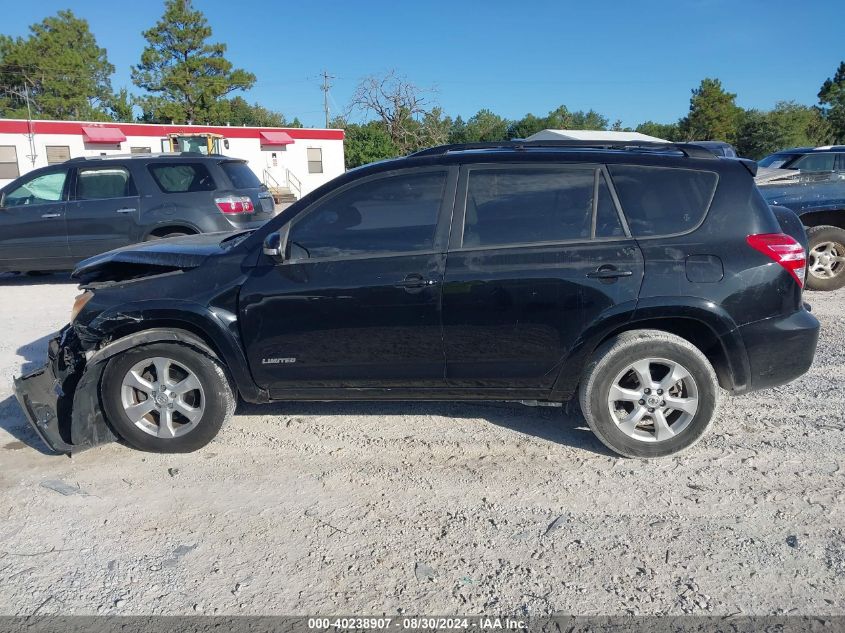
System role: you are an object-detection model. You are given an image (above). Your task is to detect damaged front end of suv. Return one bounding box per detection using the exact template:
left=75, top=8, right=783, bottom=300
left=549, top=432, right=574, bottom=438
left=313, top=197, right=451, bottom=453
left=14, top=232, right=258, bottom=454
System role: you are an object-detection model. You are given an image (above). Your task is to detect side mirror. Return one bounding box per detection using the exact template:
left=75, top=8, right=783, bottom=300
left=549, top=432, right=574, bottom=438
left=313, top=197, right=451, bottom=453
left=262, top=231, right=285, bottom=263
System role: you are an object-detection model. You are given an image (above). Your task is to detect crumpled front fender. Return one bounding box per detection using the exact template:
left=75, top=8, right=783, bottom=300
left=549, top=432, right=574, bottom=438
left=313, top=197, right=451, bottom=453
left=14, top=327, right=223, bottom=454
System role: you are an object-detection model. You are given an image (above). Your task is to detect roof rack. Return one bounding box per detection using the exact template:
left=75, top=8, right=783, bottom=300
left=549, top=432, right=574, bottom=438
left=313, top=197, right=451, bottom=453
left=410, top=140, right=718, bottom=160
left=67, top=152, right=229, bottom=162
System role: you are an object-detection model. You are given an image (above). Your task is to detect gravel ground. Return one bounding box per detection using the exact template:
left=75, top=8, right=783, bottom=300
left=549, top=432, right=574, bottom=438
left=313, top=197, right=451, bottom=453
left=0, top=271, right=843, bottom=616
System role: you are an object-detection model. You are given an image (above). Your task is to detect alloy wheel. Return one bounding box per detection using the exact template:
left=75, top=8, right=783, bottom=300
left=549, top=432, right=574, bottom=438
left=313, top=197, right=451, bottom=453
left=120, top=356, right=205, bottom=438
left=809, top=240, right=845, bottom=280
left=606, top=357, right=699, bottom=443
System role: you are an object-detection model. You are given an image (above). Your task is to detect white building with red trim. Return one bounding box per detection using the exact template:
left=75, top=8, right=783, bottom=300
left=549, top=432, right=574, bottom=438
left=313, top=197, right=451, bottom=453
left=0, top=119, right=346, bottom=199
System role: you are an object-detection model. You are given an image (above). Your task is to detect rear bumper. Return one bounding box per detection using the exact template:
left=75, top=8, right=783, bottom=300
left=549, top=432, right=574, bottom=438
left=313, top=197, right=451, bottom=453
left=738, top=308, right=820, bottom=392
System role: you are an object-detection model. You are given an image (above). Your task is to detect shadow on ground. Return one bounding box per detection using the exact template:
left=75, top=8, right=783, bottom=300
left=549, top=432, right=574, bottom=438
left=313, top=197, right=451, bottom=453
left=236, top=399, right=615, bottom=457
left=0, top=394, right=53, bottom=455
left=0, top=271, right=75, bottom=286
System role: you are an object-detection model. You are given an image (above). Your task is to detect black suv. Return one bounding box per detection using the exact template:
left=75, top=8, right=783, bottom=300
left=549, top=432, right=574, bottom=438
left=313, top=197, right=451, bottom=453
left=0, top=153, right=275, bottom=273
left=15, top=140, right=819, bottom=459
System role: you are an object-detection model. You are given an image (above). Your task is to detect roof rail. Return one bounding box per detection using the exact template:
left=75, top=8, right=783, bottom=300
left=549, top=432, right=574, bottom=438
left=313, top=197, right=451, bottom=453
left=66, top=151, right=227, bottom=162
left=410, top=140, right=718, bottom=160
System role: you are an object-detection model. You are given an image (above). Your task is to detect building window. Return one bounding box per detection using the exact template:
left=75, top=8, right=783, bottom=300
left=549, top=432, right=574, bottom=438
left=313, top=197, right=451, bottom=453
left=0, top=145, right=20, bottom=179
left=307, top=147, right=323, bottom=174
left=130, top=146, right=151, bottom=154
left=45, top=145, right=71, bottom=165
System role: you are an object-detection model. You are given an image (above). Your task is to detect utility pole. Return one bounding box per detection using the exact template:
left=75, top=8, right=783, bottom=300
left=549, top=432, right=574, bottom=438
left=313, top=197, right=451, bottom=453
left=4, top=82, right=38, bottom=166
left=320, top=70, right=335, bottom=128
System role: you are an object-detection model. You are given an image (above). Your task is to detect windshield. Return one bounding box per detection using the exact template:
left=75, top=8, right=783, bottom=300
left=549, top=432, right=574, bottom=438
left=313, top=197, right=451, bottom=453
left=758, top=153, right=799, bottom=169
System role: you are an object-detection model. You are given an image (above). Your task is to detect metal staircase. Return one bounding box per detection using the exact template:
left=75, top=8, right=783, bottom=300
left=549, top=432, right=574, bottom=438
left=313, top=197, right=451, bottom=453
left=262, top=168, right=302, bottom=205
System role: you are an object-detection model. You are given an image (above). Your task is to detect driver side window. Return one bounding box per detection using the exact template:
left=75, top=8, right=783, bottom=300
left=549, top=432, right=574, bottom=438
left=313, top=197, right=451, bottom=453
left=288, top=170, right=447, bottom=260
left=4, top=169, right=68, bottom=207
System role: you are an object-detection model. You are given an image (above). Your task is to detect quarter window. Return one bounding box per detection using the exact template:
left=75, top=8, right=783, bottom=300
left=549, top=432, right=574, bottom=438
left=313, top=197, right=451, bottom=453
left=289, top=171, right=446, bottom=259
left=3, top=169, right=68, bottom=206
left=0, top=145, right=19, bottom=179
left=220, top=161, right=262, bottom=189
left=76, top=166, right=135, bottom=200
left=595, top=172, right=625, bottom=238
left=307, top=147, right=323, bottom=174
left=463, top=167, right=596, bottom=247
left=148, top=163, right=216, bottom=193
left=608, top=165, right=718, bottom=237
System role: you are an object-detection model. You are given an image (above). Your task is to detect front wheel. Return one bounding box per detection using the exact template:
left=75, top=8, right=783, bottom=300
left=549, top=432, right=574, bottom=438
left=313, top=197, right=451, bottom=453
left=806, top=225, right=845, bottom=291
left=579, top=330, right=719, bottom=458
left=101, top=343, right=234, bottom=453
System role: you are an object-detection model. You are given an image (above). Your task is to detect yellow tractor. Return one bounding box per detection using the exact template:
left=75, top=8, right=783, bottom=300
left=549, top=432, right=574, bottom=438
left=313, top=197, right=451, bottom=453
left=164, top=133, right=224, bottom=155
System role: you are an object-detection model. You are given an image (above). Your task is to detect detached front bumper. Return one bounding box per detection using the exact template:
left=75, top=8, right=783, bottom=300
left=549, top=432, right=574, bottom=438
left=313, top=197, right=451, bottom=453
left=14, top=358, right=74, bottom=454
left=13, top=329, right=115, bottom=454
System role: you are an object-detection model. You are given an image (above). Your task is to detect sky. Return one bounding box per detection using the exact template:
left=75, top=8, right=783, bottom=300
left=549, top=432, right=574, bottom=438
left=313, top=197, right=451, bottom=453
left=1, top=0, right=844, bottom=128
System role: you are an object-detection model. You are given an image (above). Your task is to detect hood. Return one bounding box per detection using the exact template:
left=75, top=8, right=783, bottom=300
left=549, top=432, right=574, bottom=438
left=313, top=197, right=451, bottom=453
left=72, top=231, right=240, bottom=284
left=758, top=171, right=845, bottom=213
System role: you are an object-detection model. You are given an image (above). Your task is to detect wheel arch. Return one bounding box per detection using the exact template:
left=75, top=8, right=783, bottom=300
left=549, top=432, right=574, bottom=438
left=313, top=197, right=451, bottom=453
left=799, top=210, right=845, bottom=230
left=144, top=223, right=201, bottom=239
left=84, top=307, right=268, bottom=404
left=552, top=301, right=751, bottom=399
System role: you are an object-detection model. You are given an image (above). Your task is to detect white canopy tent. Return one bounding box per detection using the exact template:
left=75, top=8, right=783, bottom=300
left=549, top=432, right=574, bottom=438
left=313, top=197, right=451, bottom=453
left=524, top=129, right=669, bottom=143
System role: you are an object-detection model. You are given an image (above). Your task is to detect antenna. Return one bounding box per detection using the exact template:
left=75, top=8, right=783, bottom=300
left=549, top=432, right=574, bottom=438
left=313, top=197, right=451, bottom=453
left=320, top=70, right=335, bottom=128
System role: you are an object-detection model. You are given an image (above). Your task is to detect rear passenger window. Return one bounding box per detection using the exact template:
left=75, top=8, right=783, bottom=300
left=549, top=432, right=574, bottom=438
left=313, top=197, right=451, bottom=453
left=463, top=167, right=595, bottom=247
left=607, top=165, right=718, bottom=237
left=76, top=167, right=135, bottom=199
left=148, top=163, right=216, bottom=193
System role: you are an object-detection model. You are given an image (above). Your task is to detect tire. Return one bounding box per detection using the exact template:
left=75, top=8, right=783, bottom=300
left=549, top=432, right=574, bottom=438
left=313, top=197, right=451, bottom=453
left=806, top=225, right=845, bottom=291
left=145, top=231, right=190, bottom=241
left=578, top=329, right=719, bottom=458
left=101, top=343, right=234, bottom=453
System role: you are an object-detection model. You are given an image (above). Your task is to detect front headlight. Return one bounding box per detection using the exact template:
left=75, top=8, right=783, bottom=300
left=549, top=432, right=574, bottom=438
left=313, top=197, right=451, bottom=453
left=70, top=291, right=94, bottom=322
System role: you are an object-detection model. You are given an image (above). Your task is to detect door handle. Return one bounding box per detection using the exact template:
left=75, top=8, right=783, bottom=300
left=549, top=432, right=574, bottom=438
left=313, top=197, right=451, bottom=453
left=394, top=274, right=439, bottom=289
left=115, top=208, right=137, bottom=214
left=41, top=213, right=61, bottom=219
left=586, top=266, right=633, bottom=280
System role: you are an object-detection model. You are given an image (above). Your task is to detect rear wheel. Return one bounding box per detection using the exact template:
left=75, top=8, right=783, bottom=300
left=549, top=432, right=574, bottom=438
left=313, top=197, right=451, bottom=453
left=806, top=225, right=845, bottom=291
left=579, top=330, right=719, bottom=458
left=101, top=343, right=234, bottom=453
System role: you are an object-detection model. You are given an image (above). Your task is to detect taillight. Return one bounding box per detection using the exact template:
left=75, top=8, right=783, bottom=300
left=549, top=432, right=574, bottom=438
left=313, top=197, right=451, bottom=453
left=746, top=233, right=806, bottom=287
left=215, top=195, right=254, bottom=215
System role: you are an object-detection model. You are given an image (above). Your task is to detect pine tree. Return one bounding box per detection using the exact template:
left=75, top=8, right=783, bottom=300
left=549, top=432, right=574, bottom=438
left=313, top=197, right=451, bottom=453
left=818, top=61, right=845, bottom=143
left=0, top=10, right=114, bottom=120
left=131, top=0, right=255, bottom=124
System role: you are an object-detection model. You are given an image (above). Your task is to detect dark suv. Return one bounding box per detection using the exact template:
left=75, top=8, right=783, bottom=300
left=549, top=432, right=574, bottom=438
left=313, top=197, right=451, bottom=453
left=14, top=140, right=819, bottom=459
left=757, top=146, right=845, bottom=290
left=0, top=153, right=275, bottom=273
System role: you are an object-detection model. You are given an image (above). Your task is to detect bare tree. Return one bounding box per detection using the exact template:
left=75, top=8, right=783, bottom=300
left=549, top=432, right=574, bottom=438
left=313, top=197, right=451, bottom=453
left=348, top=70, right=440, bottom=153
